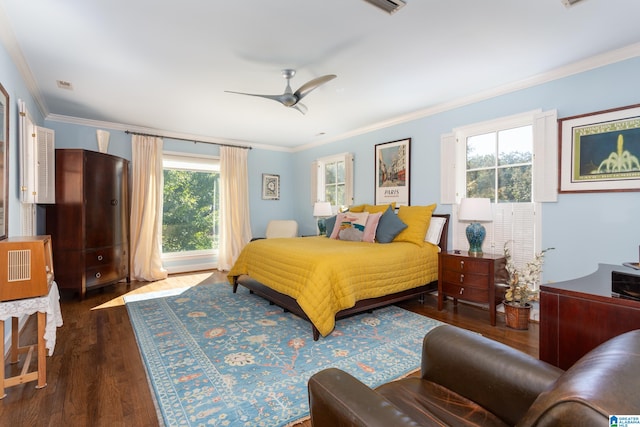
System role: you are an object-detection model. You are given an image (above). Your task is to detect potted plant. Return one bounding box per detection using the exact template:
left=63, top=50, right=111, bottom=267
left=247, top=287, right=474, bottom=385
left=503, top=243, right=554, bottom=330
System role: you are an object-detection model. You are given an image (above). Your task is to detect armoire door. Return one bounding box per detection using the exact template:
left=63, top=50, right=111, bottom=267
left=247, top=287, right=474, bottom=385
left=84, top=152, right=126, bottom=249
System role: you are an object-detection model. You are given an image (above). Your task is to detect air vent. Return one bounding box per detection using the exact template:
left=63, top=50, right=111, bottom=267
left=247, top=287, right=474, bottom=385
left=561, top=0, right=583, bottom=7
left=56, top=80, right=74, bottom=90
left=362, top=0, right=406, bottom=14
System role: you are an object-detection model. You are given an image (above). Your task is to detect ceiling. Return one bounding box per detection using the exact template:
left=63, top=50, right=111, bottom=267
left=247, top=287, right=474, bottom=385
left=1, top=0, right=640, bottom=150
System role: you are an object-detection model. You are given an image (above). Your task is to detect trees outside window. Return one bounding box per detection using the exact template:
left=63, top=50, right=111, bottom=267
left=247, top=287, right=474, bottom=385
left=162, top=154, right=219, bottom=254
left=466, top=125, right=533, bottom=203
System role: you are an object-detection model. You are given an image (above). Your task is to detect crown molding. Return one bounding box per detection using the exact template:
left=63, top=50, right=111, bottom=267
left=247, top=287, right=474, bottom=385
left=297, top=42, right=640, bottom=152
left=45, top=114, right=292, bottom=152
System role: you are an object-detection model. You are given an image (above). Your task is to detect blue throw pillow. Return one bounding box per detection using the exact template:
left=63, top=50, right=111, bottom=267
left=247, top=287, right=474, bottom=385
left=324, top=215, right=337, bottom=237
left=375, top=206, right=407, bottom=243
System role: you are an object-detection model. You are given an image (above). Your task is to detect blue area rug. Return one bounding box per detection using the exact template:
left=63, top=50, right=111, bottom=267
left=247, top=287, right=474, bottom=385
left=126, top=282, right=443, bottom=427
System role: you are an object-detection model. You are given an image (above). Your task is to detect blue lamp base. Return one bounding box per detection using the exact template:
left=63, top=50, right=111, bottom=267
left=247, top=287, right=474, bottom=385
left=465, top=222, right=486, bottom=257
left=317, top=218, right=327, bottom=236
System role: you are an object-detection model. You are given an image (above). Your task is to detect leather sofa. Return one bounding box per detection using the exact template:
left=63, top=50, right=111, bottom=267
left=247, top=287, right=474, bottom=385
left=308, top=324, right=640, bottom=426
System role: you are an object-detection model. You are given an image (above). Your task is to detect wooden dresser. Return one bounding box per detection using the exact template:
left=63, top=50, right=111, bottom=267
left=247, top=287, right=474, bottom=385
left=46, top=149, right=130, bottom=298
left=540, top=264, right=640, bottom=369
left=438, top=251, right=508, bottom=326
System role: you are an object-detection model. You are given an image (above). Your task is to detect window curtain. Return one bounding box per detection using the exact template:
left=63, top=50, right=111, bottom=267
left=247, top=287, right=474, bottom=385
left=130, top=134, right=168, bottom=281
left=218, top=146, right=252, bottom=271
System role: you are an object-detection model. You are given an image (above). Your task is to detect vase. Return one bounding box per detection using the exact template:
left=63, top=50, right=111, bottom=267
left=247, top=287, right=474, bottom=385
left=503, top=301, right=531, bottom=330
left=96, top=129, right=110, bottom=153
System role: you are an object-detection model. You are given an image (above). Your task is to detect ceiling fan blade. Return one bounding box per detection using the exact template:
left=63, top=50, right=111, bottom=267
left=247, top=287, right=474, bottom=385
left=224, top=90, right=288, bottom=105
left=292, top=103, right=308, bottom=115
left=294, top=74, right=337, bottom=101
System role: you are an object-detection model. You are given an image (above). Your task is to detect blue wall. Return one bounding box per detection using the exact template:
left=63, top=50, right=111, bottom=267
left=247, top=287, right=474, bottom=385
left=3, top=34, right=640, bottom=285
left=295, top=57, right=640, bottom=283
left=43, top=122, right=295, bottom=239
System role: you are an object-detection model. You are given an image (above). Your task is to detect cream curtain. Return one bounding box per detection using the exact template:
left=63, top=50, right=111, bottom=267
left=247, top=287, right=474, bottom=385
left=130, top=135, right=168, bottom=281
left=218, top=146, right=252, bottom=271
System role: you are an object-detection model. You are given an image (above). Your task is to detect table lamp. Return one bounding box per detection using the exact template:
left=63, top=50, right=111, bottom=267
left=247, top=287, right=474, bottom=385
left=313, top=201, right=333, bottom=235
left=458, top=198, right=493, bottom=257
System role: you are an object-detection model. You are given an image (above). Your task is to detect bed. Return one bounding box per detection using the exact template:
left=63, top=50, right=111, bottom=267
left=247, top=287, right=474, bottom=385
left=228, top=212, right=449, bottom=340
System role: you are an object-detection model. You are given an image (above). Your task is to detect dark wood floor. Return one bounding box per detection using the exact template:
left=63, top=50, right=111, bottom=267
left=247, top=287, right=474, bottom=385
left=1, top=271, right=538, bottom=426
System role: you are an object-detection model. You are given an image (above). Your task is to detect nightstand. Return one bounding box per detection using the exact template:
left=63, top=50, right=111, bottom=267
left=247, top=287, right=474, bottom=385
left=438, top=251, right=508, bottom=326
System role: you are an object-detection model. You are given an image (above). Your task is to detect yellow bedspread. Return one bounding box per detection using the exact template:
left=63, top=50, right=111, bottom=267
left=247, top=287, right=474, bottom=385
left=227, top=237, right=439, bottom=336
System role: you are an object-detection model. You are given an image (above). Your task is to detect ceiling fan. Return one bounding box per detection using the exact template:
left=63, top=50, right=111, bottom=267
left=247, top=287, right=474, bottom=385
left=225, top=69, right=337, bottom=115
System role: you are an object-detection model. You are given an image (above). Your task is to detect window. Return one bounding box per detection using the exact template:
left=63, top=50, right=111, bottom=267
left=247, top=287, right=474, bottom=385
left=312, top=153, right=354, bottom=209
left=442, top=110, right=558, bottom=282
left=162, top=153, right=220, bottom=272
left=466, top=125, right=533, bottom=202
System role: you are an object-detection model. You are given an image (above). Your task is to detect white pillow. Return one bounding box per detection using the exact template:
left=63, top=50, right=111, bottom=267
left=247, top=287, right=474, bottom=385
left=425, top=216, right=446, bottom=247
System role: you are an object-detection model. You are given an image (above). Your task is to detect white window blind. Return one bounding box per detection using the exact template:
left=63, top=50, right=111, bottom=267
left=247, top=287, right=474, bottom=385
left=452, top=202, right=539, bottom=286
left=443, top=109, right=555, bottom=282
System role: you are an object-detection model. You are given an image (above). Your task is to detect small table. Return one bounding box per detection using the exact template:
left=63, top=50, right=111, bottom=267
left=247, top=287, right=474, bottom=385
left=0, top=282, right=63, bottom=398
left=438, top=251, right=508, bottom=326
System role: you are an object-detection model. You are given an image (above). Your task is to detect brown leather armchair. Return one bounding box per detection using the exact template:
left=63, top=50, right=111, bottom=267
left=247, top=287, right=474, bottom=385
left=308, top=324, right=640, bottom=426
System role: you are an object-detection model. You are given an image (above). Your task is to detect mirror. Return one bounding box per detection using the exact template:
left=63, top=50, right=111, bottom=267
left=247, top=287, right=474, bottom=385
left=0, top=83, right=8, bottom=240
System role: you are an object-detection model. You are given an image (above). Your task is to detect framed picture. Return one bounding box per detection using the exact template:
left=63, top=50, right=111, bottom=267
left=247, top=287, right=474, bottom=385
left=375, top=138, right=411, bottom=206
left=559, top=104, right=640, bottom=193
left=0, top=83, right=8, bottom=240
left=262, top=173, right=280, bottom=200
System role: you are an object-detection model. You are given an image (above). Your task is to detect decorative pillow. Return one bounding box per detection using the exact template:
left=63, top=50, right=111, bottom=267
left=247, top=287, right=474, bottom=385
left=375, top=206, right=407, bottom=243
left=364, top=203, right=396, bottom=214
left=348, top=204, right=366, bottom=213
left=394, top=204, right=437, bottom=246
left=425, top=216, right=446, bottom=247
left=330, top=212, right=370, bottom=241
left=361, top=212, right=382, bottom=243
left=324, top=215, right=337, bottom=237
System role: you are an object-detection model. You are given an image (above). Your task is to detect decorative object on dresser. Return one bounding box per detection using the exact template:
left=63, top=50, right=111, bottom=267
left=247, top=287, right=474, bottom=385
left=458, top=197, right=493, bottom=257
left=45, top=149, right=130, bottom=298
left=313, top=201, right=333, bottom=235
left=503, top=243, right=553, bottom=330
left=96, top=129, right=110, bottom=153
left=438, top=250, right=507, bottom=326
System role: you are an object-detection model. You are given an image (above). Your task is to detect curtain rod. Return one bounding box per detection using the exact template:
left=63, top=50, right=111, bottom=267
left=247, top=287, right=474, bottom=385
left=125, top=130, right=252, bottom=150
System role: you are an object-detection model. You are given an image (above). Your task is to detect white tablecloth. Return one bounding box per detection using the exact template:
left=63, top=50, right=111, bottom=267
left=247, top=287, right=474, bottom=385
left=0, top=282, right=63, bottom=356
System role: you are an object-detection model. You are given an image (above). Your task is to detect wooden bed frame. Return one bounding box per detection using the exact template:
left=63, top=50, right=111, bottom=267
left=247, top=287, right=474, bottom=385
left=232, top=213, right=450, bottom=341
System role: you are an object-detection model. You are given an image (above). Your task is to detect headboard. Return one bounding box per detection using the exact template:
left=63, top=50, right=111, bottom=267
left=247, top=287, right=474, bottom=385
left=432, top=214, right=450, bottom=253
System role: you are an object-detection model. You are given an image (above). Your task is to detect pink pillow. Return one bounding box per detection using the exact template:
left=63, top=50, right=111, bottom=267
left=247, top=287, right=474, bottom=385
left=361, top=212, right=382, bottom=243
left=330, top=212, right=370, bottom=241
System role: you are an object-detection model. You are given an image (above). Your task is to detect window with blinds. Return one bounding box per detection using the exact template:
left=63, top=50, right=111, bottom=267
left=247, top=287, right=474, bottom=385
left=442, top=110, right=557, bottom=287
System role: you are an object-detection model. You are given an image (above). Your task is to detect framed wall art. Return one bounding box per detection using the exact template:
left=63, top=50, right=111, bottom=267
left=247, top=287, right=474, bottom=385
left=0, top=83, right=9, bottom=240
left=262, top=173, right=280, bottom=200
left=559, top=104, right=640, bottom=193
left=375, top=138, right=410, bottom=206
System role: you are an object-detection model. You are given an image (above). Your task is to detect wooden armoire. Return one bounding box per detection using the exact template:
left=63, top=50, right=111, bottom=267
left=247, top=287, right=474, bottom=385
left=46, top=149, right=130, bottom=298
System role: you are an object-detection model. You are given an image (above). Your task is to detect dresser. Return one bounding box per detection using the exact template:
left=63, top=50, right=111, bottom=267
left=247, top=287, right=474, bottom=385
left=438, top=251, right=508, bottom=326
left=46, top=149, right=130, bottom=298
left=540, top=264, right=640, bottom=369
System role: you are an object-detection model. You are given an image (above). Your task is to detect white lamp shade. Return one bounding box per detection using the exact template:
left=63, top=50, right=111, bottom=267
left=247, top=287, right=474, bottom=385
left=313, top=201, right=333, bottom=217
left=458, top=198, right=493, bottom=222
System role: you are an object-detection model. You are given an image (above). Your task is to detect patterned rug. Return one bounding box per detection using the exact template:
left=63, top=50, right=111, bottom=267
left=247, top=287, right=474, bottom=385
left=126, top=282, right=443, bottom=427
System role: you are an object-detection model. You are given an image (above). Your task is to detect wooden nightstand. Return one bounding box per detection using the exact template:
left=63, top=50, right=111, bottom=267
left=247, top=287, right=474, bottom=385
left=438, top=251, right=508, bottom=326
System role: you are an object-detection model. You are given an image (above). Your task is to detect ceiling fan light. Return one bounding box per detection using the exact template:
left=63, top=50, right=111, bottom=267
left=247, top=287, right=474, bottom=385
left=362, top=0, right=406, bottom=15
